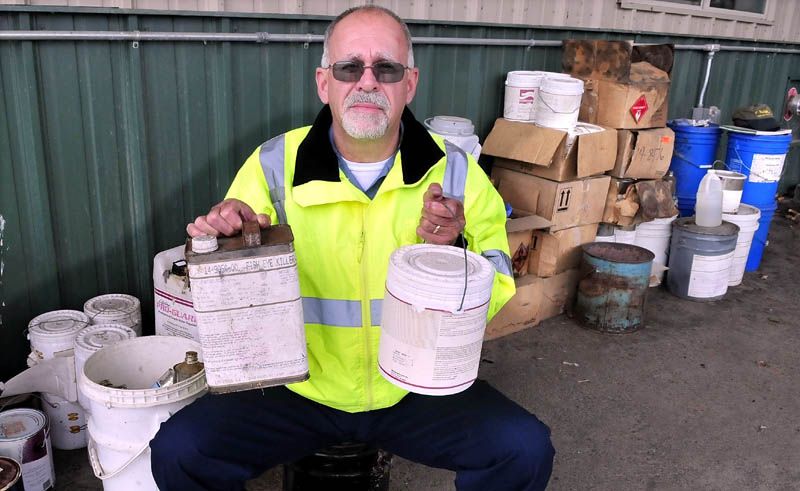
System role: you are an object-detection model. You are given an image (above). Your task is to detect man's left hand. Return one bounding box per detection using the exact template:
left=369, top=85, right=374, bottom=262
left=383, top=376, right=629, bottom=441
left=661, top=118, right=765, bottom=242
left=417, top=183, right=465, bottom=245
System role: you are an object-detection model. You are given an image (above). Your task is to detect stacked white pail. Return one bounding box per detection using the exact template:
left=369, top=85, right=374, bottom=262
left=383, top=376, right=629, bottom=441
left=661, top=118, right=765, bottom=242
left=27, top=310, right=90, bottom=450
left=84, top=294, right=142, bottom=337
left=634, top=214, right=679, bottom=284
left=73, top=324, right=137, bottom=412
left=721, top=204, right=761, bottom=286
left=532, top=76, right=585, bottom=130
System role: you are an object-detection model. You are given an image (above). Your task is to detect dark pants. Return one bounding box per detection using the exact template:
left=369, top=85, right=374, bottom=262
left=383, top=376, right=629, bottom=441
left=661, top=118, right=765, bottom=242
left=150, top=379, right=554, bottom=490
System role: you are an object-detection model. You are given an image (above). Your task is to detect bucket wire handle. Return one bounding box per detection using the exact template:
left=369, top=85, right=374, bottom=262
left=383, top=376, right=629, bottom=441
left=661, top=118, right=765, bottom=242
left=440, top=202, right=468, bottom=313
left=537, top=94, right=581, bottom=114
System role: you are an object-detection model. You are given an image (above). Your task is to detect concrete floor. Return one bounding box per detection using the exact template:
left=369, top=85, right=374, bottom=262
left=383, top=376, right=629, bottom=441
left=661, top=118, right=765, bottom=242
left=52, top=203, right=799, bottom=490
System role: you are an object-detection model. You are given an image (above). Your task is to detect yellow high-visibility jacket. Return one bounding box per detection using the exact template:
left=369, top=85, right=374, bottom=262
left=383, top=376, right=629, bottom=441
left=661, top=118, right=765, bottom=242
left=226, top=106, right=514, bottom=413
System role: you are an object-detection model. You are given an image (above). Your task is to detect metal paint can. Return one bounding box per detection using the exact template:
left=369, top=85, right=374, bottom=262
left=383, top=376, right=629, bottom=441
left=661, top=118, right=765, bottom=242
left=0, top=457, right=23, bottom=491
left=0, top=409, right=55, bottom=490
left=575, top=242, right=654, bottom=333
left=185, top=223, right=308, bottom=394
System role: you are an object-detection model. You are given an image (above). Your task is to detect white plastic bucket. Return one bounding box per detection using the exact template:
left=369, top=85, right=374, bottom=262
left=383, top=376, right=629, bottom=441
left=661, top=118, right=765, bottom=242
left=40, top=392, right=87, bottom=450
left=79, top=336, right=207, bottom=491
left=84, top=294, right=142, bottom=337
left=424, top=116, right=482, bottom=160
left=28, top=310, right=90, bottom=361
left=533, top=76, right=584, bottom=130
left=594, top=224, right=616, bottom=243
left=378, top=244, right=494, bottom=396
left=613, top=226, right=637, bottom=245
left=153, top=245, right=200, bottom=342
left=503, top=71, right=545, bottom=122
left=74, top=324, right=137, bottom=412
left=634, top=214, right=679, bottom=285
left=0, top=408, right=56, bottom=490
left=721, top=204, right=761, bottom=286
left=708, top=169, right=746, bottom=213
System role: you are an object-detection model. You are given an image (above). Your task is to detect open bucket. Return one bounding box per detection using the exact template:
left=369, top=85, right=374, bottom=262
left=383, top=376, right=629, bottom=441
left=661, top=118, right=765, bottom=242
left=721, top=204, right=761, bottom=285
left=708, top=169, right=746, bottom=213
left=79, top=336, right=207, bottom=491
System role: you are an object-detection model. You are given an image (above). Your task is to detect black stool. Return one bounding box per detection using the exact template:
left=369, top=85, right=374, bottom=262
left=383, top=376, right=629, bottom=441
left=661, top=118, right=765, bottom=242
left=283, top=442, right=392, bottom=491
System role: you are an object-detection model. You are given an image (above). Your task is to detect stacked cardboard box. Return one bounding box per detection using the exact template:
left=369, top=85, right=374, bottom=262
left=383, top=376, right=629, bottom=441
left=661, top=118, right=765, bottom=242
left=562, top=40, right=679, bottom=229
left=482, top=118, right=616, bottom=340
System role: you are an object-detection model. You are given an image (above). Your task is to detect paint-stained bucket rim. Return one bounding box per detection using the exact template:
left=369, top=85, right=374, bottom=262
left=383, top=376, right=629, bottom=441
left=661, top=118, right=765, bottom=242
left=582, top=242, right=654, bottom=264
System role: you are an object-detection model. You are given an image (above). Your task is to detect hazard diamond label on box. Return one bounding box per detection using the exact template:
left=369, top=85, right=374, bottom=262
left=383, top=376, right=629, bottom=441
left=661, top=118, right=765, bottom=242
left=630, top=95, right=649, bottom=123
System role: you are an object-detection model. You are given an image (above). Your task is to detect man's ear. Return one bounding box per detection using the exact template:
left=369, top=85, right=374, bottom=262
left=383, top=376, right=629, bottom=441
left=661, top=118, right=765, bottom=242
left=316, top=67, right=329, bottom=104
left=405, top=67, right=419, bottom=104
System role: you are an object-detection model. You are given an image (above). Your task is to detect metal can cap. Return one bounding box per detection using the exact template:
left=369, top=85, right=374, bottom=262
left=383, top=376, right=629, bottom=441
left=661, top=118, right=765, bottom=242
left=192, top=234, right=219, bottom=253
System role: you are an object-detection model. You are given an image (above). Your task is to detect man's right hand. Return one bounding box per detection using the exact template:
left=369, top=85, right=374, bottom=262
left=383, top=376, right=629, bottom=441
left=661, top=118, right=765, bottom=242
left=186, top=198, right=270, bottom=238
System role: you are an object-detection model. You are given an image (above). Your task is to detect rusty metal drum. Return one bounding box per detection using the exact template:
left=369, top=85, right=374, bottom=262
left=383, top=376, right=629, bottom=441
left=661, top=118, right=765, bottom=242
left=575, top=242, right=655, bottom=333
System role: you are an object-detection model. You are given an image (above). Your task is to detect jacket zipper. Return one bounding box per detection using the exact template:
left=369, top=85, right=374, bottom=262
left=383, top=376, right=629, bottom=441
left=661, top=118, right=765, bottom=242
left=359, top=206, right=373, bottom=411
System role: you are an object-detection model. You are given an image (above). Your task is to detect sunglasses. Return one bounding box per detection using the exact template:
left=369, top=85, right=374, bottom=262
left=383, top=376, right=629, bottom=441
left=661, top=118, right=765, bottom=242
left=328, top=61, right=410, bottom=83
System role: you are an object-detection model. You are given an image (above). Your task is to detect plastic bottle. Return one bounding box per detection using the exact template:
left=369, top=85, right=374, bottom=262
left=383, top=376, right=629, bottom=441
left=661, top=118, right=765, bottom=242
left=695, top=172, right=723, bottom=227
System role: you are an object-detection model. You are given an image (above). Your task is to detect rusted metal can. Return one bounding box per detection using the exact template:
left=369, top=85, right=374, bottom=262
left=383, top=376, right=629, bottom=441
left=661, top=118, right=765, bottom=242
left=185, top=223, right=308, bottom=394
left=574, top=242, right=654, bottom=333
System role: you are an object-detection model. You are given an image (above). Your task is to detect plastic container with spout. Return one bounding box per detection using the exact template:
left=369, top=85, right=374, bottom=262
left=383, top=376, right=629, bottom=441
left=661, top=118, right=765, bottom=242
left=695, top=172, right=723, bottom=227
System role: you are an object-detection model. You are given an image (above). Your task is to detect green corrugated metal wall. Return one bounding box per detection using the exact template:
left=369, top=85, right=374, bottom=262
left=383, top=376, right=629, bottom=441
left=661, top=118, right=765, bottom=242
left=1, top=7, right=798, bottom=380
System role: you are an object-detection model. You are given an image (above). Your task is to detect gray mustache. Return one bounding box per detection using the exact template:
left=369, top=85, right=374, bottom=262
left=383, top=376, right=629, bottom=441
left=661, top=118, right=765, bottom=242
left=345, top=92, right=390, bottom=111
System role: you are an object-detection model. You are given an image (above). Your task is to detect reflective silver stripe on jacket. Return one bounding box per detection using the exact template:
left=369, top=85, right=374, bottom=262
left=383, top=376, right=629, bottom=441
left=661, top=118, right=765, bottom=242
left=302, top=297, right=362, bottom=327
left=258, top=134, right=287, bottom=224
left=442, top=140, right=468, bottom=203
left=300, top=297, right=384, bottom=327
left=482, top=249, right=513, bottom=278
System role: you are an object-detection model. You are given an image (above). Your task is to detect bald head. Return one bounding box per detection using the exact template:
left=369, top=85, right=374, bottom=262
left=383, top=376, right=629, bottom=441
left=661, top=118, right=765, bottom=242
left=320, top=6, right=415, bottom=69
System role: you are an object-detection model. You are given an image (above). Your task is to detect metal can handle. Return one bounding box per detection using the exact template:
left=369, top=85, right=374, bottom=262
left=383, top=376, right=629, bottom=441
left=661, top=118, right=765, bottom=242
left=242, top=220, right=262, bottom=248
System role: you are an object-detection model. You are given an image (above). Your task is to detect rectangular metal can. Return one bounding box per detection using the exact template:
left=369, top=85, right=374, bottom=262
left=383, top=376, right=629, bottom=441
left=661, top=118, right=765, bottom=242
left=185, top=224, right=308, bottom=394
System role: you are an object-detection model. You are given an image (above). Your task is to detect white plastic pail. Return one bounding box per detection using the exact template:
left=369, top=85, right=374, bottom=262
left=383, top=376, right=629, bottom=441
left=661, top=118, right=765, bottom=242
left=594, top=224, right=616, bottom=243
left=533, top=76, right=584, bottom=130
left=503, top=71, right=545, bottom=122
left=708, top=169, right=747, bottom=213
left=424, top=116, right=482, bottom=160
left=634, top=214, right=679, bottom=285
left=378, top=245, right=494, bottom=396
left=84, top=294, right=142, bottom=337
left=721, top=204, right=761, bottom=286
left=28, top=310, right=90, bottom=361
left=0, top=408, right=56, bottom=490
left=41, top=392, right=87, bottom=450
left=153, top=245, right=200, bottom=342
left=74, top=324, right=137, bottom=412
left=79, top=336, right=207, bottom=491
left=27, top=310, right=90, bottom=450
left=613, top=226, right=637, bottom=245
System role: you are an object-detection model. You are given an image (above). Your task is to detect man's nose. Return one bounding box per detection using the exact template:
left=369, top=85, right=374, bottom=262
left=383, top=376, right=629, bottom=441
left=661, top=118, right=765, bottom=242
left=356, top=66, right=380, bottom=91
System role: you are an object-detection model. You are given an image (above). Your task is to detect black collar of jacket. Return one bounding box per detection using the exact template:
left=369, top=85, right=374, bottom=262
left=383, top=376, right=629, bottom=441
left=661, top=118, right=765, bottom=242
left=293, top=105, right=445, bottom=188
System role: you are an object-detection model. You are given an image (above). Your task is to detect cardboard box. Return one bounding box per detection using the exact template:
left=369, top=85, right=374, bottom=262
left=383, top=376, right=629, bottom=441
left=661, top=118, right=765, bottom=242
left=611, top=128, right=675, bottom=179
left=539, top=268, right=582, bottom=321
left=485, top=268, right=581, bottom=340
left=602, top=178, right=679, bottom=226
left=528, top=224, right=598, bottom=277
left=562, top=40, right=673, bottom=130
left=485, top=275, right=542, bottom=340
left=505, top=214, right=551, bottom=277
left=492, top=167, right=610, bottom=232
left=483, top=118, right=617, bottom=182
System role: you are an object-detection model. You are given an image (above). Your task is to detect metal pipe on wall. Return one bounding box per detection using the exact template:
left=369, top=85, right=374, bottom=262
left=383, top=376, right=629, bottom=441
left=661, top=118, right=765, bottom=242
left=0, top=30, right=799, bottom=55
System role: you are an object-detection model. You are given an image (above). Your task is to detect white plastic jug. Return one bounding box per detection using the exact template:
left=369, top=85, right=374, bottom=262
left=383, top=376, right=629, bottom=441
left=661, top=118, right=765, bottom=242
left=695, top=172, right=723, bottom=227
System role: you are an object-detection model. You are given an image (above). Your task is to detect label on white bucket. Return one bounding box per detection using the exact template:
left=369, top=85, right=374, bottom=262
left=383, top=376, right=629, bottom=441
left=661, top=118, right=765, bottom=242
left=378, top=294, right=489, bottom=396
left=749, top=153, right=786, bottom=183
left=687, top=251, right=735, bottom=298
left=188, top=252, right=307, bottom=389
left=504, top=87, right=537, bottom=121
